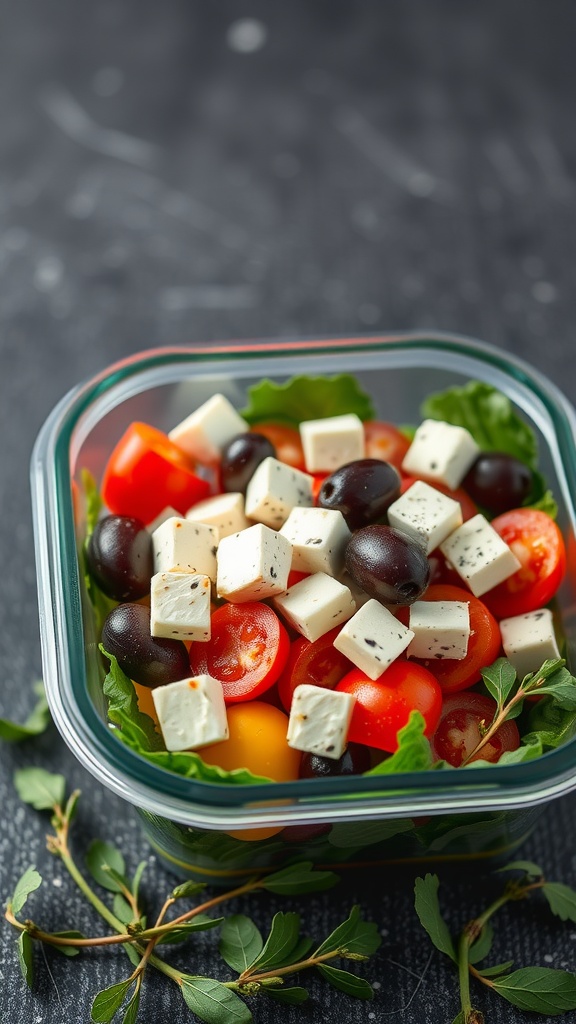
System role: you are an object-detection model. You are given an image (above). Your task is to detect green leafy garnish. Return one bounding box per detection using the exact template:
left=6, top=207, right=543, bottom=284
left=241, top=374, right=375, bottom=425
left=100, top=647, right=164, bottom=753
left=365, top=711, right=433, bottom=776
left=0, top=680, right=51, bottom=742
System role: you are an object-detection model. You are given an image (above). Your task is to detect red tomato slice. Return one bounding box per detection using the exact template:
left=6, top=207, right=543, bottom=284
left=396, top=584, right=502, bottom=693
left=189, top=602, right=290, bottom=703
left=430, top=691, right=520, bottom=766
left=482, top=508, right=566, bottom=619
left=250, top=423, right=305, bottom=469
left=363, top=421, right=411, bottom=469
left=400, top=476, right=478, bottom=522
left=102, top=421, right=211, bottom=524
left=277, top=627, right=354, bottom=713
left=336, top=661, right=442, bottom=753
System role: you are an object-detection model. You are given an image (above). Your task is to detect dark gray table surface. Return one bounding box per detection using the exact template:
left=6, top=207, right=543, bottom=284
left=2, top=2, right=576, bottom=1021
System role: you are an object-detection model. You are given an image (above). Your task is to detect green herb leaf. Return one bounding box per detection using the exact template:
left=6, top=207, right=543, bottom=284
left=0, top=681, right=51, bottom=742
left=11, top=865, right=42, bottom=916
left=313, top=905, right=381, bottom=958
left=51, top=930, right=86, bottom=957
left=135, top=747, right=272, bottom=785
left=528, top=473, right=558, bottom=518
left=261, top=861, right=338, bottom=895
left=422, top=381, right=538, bottom=468
left=328, top=818, right=414, bottom=849
left=491, top=967, right=576, bottom=1014
left=180, top=976, right=252, bottom=1024
left=264, top=986, right=309, bottom=1004
left=85, top=840, right=127, bottom=893
left=100, top=648, right=164, bottom=753
left=17, top=931, right=34, bottom=988
left=131, top=861, right=147, bottom=905
left=468, top=922, right=493, bottom=965
left=477, top=960, right=515, bottom=978
left=91, top=979, right=133, bottom=1023
left=245, top=912, right=301, bottom=973
left=316, top=964, right=374, bottom=999
left=496, top=860, right=543, bottom=877
left=219, top=915, right=263, bottom=972
left=542, top=883, right=576, bottom=923
left=171, top=880, right=206, bottom=900
left=14, top=767, right=66, bottom=810
left=414, top=874, right=457, bottom=963
left=113, top=894, right=135, bottom=926
left=529, top=666, right=576, bottom=709
left=525, top=696, right=576, bottom=749
left=241, top=374, right=375, bottom=426
left=481, top=659, right=517, bottom=709
left=122, top=986, right=140, bottom=1024
left=364, top=711, right=433, bottom=776
left=157, top=916, right=224, bottom=944
left=269, top=937, right=314, bottom=970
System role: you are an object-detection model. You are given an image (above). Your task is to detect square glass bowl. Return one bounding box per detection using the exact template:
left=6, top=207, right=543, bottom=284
left=31, top=333, right=576, bottom=882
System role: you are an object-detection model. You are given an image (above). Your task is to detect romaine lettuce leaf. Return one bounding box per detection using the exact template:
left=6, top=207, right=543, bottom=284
left=241, top=374, right=375, bottom=426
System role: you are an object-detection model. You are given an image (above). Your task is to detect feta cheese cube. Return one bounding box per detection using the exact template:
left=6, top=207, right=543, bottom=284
left=186, top=492, right=249, bottom=540
left=401, top=419, right=480, bottom=489
left=152, top=675, right=228, bottom=751
left=146, top=506, right=181, bottom=534
left=168, top=394, right=248, bottom=464
left=333, top=599, right=414, bottom=680
left=279, top=506, right=351, bottom=576
left=387, top=480, right=463, bottom=554
left=439, top=513, right=521, bottom=597
left=217, top=523, right=292, bottom=602
left=150, top=572, right=211, bottom=642
left=500, top=608, right=560, bottom=680
left=245, top=457, right=314, bottom=529
left=408, top=600, right=470, bottom=660
left=152, top=517, right=218, bottom=581
left=300, top=413, right=365, bottom=473
left=273, top=572, right=356, bottom=642
left=287, top=684, right=356, bottom=759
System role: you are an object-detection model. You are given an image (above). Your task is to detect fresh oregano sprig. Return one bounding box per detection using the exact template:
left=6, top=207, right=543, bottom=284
left=463, top=657, right=576, bottom=765
left=5, top=768, right=381, bottom=1023
left=415, top=861, right=576, bottom=1022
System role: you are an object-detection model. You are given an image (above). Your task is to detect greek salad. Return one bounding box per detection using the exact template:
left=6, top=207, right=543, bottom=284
left=82, top=373, right=576, bottom=788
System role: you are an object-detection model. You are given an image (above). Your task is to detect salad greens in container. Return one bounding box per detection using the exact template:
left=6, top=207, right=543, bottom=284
left=31, top=334, right=576, bottom=882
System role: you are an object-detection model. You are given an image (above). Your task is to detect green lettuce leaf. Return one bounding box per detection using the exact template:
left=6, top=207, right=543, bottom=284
left=364, top=712, right=433, bottom=776
left=241, top=374, right=375, bottom=425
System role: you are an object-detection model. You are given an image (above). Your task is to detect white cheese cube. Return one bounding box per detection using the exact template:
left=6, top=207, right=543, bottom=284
left=387, top=480, right=463, bottom=554
left=439, top=513, right=521, bottom=597
left=287, top=684, right=356, bottom=759
left=245, top=457, right=314, bottom=529
left=273, top=572, right=355, bottom=642
left=152, top=675, right=228, bottom=752
left=186, top=492, right=249, bottom=540
left=150, top=572, right=211, bottom=642
left=401, top=419, right=480, bottom=490
left=300, top=413, right=365, bottom=473
left=500, top=608, right=560, bottom=680
left=279, top=506, right=351, bottom=576
left=333, top=599, right=414, bottom=680
left=152, top=517, right=218, bottom=581
left=168, top=394, right=248, bottom=464
left=408, top=600, right=470, bottom=660
left=146, top=506, right=181, bottom=534
left=217, top=523, right=292, bottom=602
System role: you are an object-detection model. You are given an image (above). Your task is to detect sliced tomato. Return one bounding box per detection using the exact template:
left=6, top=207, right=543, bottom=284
left=189, top=602, right=290, bottom=703
left=249, top=422, right=305, bottom=469
left=483, top=508, right=566, bottom=619
left=363, top=421, right=411, bottom=469
left=101, top=421, right=210, bottom=524
left=277, top=627, right=354, bottom=713
left=397, top=583, right=502, bottom=693
left=400, top=476, right=478, bottom=522
left=430, top=691, right=520, bottom=766
left=336, top=661, right=442, bottom=753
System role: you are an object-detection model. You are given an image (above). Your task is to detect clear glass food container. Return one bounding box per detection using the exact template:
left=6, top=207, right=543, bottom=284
left=31, top=333, right=576, bottom=882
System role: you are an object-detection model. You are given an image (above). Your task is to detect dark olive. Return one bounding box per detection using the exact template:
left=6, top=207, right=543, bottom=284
left=345, top=525, right=430, bottom=605
left=299, top=743, right=372, bottom=779
left=462, top=452, right=533, bottom=516
left=87, top=515, right=153, bottom=601
left=318, top=458, right=401, bottom=530
left=102, top=603, right=190, bottom=688
left=220, top=432, right=276, bottom=493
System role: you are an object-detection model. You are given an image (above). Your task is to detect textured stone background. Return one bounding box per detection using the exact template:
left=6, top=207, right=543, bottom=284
left=2, top=2, right=576, bottom=1021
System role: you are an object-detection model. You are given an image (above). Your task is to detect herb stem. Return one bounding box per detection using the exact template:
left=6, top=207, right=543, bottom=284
left=234, top=946, right=344, bottom=986
left=462, top=690, right=526, bottom=766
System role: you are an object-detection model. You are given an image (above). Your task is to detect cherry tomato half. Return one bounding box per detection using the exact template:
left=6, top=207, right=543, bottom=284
left=397, top=584, right=502, bottom=694
left=430, top=691, right=520, bottom=767
left=189, top=602, right=290, bottom=703
left=400, top=476, right=478, bottom=522
left=249, top=423, right=305, bottom=469
left=101, top=421, right=211, bottom=524
left=363, top=421, right=411, bottom=469
left=336, top=661, right=442, bottom=753
left=277, top=627, right=354, bottom=713
left=483, top=508, right=566, bottom=619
